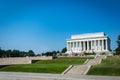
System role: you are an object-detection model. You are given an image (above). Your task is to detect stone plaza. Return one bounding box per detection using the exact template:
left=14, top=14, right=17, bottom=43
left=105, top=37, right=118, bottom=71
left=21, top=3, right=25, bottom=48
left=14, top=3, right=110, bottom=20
left=0, top=72, right=120, bottom=80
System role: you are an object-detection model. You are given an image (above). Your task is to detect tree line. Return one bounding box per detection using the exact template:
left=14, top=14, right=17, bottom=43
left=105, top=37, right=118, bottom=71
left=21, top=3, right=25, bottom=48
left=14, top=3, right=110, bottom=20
left=0, top=47, right=67, bottom=58
left=114, top=35, right=120, bottom=55
left=0, top=48, right=35, bottom=58
left=41, top=47, right=67, bottom=56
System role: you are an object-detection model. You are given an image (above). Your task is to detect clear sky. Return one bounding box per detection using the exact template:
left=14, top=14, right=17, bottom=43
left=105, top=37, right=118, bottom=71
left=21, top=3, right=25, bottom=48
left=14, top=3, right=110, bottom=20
left=0, top=0, right=120, bottom=53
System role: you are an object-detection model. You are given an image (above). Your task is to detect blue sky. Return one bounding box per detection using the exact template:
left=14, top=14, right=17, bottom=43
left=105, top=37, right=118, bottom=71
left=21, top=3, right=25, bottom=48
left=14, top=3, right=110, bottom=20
left=0, top=0, right=120, bottom=53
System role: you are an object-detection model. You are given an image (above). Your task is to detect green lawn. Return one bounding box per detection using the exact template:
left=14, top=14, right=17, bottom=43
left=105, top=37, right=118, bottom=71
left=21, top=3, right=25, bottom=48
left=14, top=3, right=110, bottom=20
left=0, top=57, right=93, bottom=73
left=87, top=56, right=120, bottom=76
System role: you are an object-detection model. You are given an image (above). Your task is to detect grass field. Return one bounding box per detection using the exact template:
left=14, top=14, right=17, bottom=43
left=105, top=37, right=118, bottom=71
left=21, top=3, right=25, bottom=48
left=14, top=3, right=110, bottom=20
left=0, top=57, right=93, bottom=73
left=87, top=56, right=120, bottom=76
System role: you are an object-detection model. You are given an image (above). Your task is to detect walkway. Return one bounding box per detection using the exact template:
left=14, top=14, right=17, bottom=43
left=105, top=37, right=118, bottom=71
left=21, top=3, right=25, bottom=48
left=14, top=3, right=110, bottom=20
left=65, top=55, right=106, bottom=75
left=0, top=72, right=120, bottom=80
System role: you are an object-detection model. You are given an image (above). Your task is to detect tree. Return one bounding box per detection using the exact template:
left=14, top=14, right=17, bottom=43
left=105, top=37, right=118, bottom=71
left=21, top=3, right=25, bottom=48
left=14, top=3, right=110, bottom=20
left=115, top=35, right=120, bottom=55
left=6, top=50, right=12, bottom=57
left=115, top=47, right=120, bottom=55
left=27, top=50, right=35, bottom=56
left=0, top=48, right=6, bottom=58
left=0, top=48, right=36, bottom=57
left=0, top=47, right=2, bottom=57
left=20, top=51, right=27, bottom=57
left=52, top=51, right=57, bottom=54
left=12, top=50, right=20, bottom=57
left=61, top=47, right=67, bottom=53
left=56, top=50, right=60, bottom=53
left=117, top=35, right=120, bottom=47
left=42, top=51, right=59, bottom=56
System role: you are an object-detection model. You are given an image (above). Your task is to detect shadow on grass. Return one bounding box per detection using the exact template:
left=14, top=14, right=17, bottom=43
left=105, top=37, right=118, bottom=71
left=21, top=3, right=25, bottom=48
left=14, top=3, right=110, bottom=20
left=0, top=65, right=10, bottom=69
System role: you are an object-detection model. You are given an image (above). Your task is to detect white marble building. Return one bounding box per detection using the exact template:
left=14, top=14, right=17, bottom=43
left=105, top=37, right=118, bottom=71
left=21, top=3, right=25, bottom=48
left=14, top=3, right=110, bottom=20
left=66, top=32, right=110, bottom=54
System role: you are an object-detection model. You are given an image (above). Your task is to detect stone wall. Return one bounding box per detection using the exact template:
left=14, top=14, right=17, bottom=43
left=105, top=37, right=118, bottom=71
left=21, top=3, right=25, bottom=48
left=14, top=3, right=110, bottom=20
left=0, top=56, right=52, bottom=65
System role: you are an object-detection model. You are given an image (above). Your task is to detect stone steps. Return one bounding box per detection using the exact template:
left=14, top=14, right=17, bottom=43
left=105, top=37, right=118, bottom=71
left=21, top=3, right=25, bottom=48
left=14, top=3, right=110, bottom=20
left=65, top=55, right=106, bottom=75
left=87, top=58, right=100, bottom=65
left=66, top=65, right=91, bottom=75
left=86, top=55, right=106, bottom=65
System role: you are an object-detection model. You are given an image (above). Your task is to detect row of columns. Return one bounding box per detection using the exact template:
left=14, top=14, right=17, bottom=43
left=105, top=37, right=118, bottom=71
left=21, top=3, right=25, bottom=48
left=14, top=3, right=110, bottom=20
left=67, top=39, right=108, bottom=53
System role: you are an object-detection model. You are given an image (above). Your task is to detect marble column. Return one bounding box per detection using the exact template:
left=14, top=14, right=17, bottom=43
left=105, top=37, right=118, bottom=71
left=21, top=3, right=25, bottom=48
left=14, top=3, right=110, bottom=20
left=83, top=41, right=85, bottom=51
left=72, top=42, right=75, bottom=51
left=87, top=41, right=89, bottom=51
left=81, top=41, right=83, bottom=51
left=106, top=39, right=108, bottom=51
left=79, top=41, right=81, bottom=51
left=77, top=42, right=79, bottom=52
left=91, top=40, right=94, bottom=51
left=100, top=40, right=101, bottom=50
left=74, top=42, right=76, bottom=51
left=97, top=40, right=98, bottom=50
left=94, top=40, right=95, bottom=51
left=78, top=42, right=80, bottom=51
left=67, top=42, right=68, bottom=51
left=69, top=42, right=70, bottom=51
left=102, top=40, right=104, bottom=51
left=98, top=40, right=100, bottom=51
left=68, top=42, right=70, bottom=51
left=71, top=42, right=72, bottom=50
left=90, top=41, right=92, bottom=51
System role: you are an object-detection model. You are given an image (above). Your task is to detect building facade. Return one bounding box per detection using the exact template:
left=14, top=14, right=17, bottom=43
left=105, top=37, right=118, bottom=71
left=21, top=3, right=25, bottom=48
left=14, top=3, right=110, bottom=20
left=66, top=32, right=110, bottom=54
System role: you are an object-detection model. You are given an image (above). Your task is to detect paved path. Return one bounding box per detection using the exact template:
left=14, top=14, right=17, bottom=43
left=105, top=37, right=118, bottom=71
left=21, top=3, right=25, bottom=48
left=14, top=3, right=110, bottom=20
left=65, top=55, right=106, bottom=75
left=0, top=72, right=120, bottom=80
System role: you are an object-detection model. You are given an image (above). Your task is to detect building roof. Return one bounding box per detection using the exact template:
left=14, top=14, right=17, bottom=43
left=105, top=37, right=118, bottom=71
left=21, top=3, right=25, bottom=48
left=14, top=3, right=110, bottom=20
left=71, top=32, right=107, bottom=39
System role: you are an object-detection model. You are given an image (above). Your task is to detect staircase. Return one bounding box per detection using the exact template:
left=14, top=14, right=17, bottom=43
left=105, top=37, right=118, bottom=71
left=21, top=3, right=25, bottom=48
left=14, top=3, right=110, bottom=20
left=64, top=55, right=106, bottom=75
left=66, top=65, right=91, bottom=75
left=87, top=56, right=99, bottom=65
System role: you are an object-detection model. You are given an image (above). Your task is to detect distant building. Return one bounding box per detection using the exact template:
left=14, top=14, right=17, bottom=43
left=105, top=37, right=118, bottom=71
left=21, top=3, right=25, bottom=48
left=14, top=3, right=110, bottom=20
left=66, top=32, right=110, bottom=54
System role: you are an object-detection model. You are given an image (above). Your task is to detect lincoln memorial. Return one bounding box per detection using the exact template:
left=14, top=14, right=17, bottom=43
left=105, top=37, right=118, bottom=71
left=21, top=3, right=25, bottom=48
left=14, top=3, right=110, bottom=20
left=66, top=32, right=110, bottom=54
